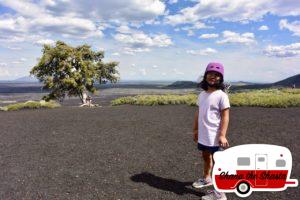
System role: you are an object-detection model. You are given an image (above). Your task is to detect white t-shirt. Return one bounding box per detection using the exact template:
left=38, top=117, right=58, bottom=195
left=197, top=90, right=230, bottom=146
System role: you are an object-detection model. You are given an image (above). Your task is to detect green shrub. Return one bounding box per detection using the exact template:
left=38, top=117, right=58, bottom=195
left=111, top=88, right=300, bottom=108
left=111, top=94, right=197, bottom=106
left=229, top=89, right=300, bottom=108
left=0, top=100, right=61, bottom=111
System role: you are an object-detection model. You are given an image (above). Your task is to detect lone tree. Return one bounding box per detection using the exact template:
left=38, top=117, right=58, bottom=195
left=30, top=41, right=119, bottom=104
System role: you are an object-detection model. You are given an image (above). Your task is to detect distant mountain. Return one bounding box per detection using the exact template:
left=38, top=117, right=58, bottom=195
left=166, top=74, right=300, bottom=89
left=229, top=81, right=257, bottom=86
left=272, top=74, right=300, bottom=87
left=230, top=74, right=300, bottom=90
left=5, top=74, right=300, bottom=89
left=166, top=80, right=257, bottom=88
left=166, top=81, right=198, bottom=88
left=14, top=76, right=38, bottom=82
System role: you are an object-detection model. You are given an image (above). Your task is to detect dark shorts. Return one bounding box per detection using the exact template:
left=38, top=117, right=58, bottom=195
left=197, top=143, right=220, bottom=154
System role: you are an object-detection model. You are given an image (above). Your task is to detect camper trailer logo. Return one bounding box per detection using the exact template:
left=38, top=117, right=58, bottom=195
left=212, top=144, right=298, bottom=197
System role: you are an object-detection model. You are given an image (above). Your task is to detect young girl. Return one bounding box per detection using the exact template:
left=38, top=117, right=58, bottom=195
left=193, top=62, right=230, bottom=200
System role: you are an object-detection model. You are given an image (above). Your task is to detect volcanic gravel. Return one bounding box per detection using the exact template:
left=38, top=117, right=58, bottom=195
left=0, top=105, right=299, bottom=200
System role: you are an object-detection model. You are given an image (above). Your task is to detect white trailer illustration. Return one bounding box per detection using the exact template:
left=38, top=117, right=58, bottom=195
left=212, top=144, right=298, bottom=197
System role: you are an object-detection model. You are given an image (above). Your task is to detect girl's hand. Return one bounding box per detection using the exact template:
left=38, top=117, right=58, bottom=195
left=193, top=130, right=198, bottom=143
left=219, top=135, right=229, bottom=148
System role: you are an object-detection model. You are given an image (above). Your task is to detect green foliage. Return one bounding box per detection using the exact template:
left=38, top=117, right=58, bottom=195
left=111, top=88, right=300, bottom=108
left=111, top=94, right=197, bottom=106
left=30, top=41, right=119, bottom=102
left=0, top=100, right=60, bottom=111
left=230, top=88, right=300, bottom=108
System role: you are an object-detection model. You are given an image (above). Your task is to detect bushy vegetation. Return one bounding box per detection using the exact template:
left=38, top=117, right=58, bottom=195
left=111, top=94, right=197, bottom=106
left=0, top=100, right=60, bottom=111
left=111, top=88, right=300, bottom=108
left=230, top=88, right=300, bottom=108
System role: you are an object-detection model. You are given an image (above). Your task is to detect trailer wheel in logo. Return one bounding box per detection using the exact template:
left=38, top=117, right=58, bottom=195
left=237, top=181, right=250, bottom=195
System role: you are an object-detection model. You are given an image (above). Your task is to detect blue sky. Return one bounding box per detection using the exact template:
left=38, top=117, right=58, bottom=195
left=0, top=0, right=300, bottom=82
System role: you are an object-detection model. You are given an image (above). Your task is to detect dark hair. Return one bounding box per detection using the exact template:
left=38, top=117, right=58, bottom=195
left=198, top=72, right=225, bottom=91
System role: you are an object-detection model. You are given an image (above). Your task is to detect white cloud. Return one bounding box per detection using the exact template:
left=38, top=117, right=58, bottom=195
left=264, top=43, right=300, bottom=57
left=11, top=57, right=27, bottom=64
left=145, top=19, right=161, bottom=25
left=0, top=16, right=29, bottom=33
left=40, top=0, right=166, bottom=22
left=0, top=16, right=31, bottom=43
left=111, top=52, right=120, bottom=56
left=33, top=16, right=104, bottom=38
left=186, top=48, right=217, bottom=56
left=186, top=29, right=195, bottom=36
left=164, top=0, right=300, bottom=25
left=173, top=68, right=184, bottom=75
left=199, top=33, right=219, bottom=39
left=168, top=0, right=178, bottom=4
left=0, top=62, right=8, bottom=67
left=0, top=15, right=104, bottom=43
left=193, top=21, right=213, bottom=29
left=12, top=57, right=29, bottom=64
left=139, top=68, right=147, bottom=76
left=217, top=31, right=256, bottom=45
left=0, top=67, right=10, bottom=77
left=34, top=39, right=55, bottom=46
left=0, top=1, right=146, bottom=43
left=114, top=32, right=172, bottom=48
left=152, top=65, right=158, bottom=68
left=271, top=1, right=300, bottom=17
left=129, top=71, right=137, bottom=76
left=258, top=25, right=269, bottom=31
left=7, top=57, right=28, bottom=67
left=116, top=25, right=134, bottom=34
left=279, top=19, right=300, bottom=36
left=11, top=61, right=22, bottom=64
left=1, top=0, right=43, bottom=18
left=152, top=34, right=173, bottom=47
left=180, top=22, right=214, bottom=36
left=123, top=47, right=151, bottom=55
left=7, top=0, right=165, bottom=21
left=0, top=33, right=27, bottom=43
left=7, top=46, right=22, bottom=50
left=165, top=10, right=198, bottom=25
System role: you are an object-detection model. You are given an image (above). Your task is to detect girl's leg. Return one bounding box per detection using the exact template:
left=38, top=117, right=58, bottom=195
left=202, top=151, right=227, bottom=200
left=192, top=150, right=214, bottom=188
left=202, top=150, right=213, bottom=179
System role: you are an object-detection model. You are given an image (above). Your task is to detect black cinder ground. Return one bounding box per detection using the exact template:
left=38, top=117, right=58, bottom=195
left=0, top=105, right=299, bottom=199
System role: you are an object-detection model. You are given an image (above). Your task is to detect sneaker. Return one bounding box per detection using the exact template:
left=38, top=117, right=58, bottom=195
left=201, top=190, right=227, bottom=200
left=192, top=178, right=213, bottom=188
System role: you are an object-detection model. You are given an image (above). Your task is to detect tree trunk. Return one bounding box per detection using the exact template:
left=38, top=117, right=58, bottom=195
left=78, top=91, right=87, bottom=104
left=82, top=91, right=87, bottom=104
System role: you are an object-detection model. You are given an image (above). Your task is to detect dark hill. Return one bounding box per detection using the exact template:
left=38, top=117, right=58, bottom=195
left=234, top=74, right=300, bottom=90
left=14, top=76, right=38, bottom=82
left=272, top=74, right=300, bottom=87
left=165, top=81, right=197, bottom=88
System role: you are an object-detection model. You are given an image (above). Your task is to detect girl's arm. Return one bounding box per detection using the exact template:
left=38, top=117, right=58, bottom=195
left=193, top=110, right=199, bottom=142
left=219, top=108, right=230, bottom=148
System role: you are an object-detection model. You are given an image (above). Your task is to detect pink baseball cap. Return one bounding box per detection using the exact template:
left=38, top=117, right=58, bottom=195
left=205, top=62, right=224, bottom=78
